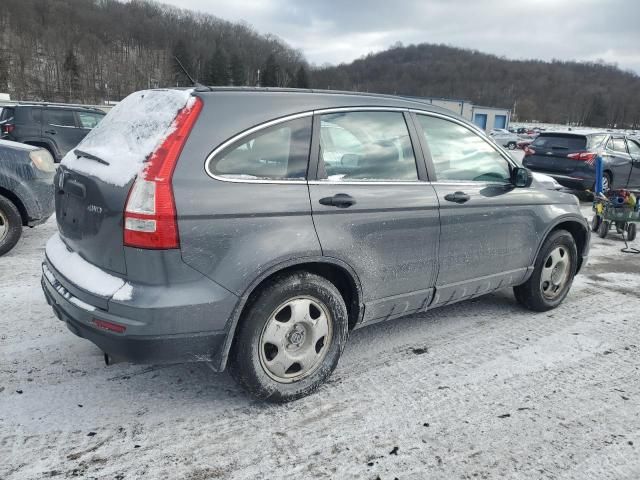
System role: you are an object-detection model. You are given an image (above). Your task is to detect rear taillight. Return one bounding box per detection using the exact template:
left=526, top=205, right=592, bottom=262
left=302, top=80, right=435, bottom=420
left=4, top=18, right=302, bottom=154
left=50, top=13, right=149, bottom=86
left=1, top=123, right=15, bottom=134
left=567, top=151, right=596, bottom=163
left=524, top=146, right=535, bottom=156
left=123, top=97, right=202, bottom=249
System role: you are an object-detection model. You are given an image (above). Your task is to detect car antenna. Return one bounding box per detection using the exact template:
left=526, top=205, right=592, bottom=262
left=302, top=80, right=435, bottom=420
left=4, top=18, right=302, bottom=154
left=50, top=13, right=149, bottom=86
left=173, top=56, right=209, bottom=90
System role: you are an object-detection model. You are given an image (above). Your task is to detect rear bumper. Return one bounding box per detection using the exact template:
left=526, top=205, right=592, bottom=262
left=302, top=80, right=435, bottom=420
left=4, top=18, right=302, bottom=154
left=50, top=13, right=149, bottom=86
left=41, top=261, right=237, bottom=364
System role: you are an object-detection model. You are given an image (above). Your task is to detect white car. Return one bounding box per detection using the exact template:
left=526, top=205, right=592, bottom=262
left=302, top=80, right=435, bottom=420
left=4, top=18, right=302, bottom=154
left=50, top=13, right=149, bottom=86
left=489, top=128, right=519, bottom=150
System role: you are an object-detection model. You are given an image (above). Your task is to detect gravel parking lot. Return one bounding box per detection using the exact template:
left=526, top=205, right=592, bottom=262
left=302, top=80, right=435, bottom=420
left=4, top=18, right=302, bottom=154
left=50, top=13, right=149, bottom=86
left=1, top=203, right=639, bottom=480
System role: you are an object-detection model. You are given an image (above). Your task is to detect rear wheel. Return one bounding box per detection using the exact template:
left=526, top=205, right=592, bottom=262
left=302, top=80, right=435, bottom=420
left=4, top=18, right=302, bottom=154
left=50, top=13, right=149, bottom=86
left=627, top=223, right=637, bottom=242
left=514, top=230, right=577, bottom=312
left=0, top=194, right=23, bottom=256
left=602, top=172, right=611, bottom=193
left=598, top=220, right=610, bottom=239
left=591, top=215, right=602, bottom=232
left=229, top=272, right=348, bottom=402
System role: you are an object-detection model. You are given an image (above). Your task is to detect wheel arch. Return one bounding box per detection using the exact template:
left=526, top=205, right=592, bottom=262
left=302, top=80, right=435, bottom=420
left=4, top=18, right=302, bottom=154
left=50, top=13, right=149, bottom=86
left=213, top=256, right=364, bottom=371
left=0, top=186, right=29, bottom=225
left=536, top=216, right=589, bottom=274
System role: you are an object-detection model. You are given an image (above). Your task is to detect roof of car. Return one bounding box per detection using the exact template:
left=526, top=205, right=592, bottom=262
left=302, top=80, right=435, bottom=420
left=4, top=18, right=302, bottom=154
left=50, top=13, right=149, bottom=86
left=195, top=87, right=466, bottom=121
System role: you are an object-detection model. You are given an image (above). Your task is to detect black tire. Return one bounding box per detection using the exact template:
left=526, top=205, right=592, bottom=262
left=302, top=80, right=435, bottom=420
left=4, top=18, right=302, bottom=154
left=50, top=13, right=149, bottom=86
left=513, top=230, right=578, bottom=312
left=591, top=215, right=602, bottom=232
left=602, top=172, right=612, bottom=193
left=598, top=220, right=610, bottom=239
left=228, top=271, right=348, bottom=402
left=627, top=223, right=637, bottom=242
left=0, top=194, right=23, bottom=256
left=507, top=142, right=517, bottom=150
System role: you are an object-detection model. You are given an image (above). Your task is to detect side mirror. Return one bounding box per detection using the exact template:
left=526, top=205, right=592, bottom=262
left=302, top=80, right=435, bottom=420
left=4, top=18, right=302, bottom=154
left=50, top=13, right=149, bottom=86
left=512, top=166, right=533, bottom=188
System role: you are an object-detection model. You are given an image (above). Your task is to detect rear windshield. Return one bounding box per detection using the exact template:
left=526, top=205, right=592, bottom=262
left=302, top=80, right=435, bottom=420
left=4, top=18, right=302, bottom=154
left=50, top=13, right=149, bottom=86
left=61, top=89, right=194, bottom=186
left=531, top=134, right=587, bottom=151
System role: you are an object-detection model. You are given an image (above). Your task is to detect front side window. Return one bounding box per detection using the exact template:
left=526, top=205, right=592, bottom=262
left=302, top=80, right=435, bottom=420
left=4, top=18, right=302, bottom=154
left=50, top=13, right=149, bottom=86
left=318, top=111, right=418, bottom=181
left=416, top=114, right=511, bottom=183
left=45, top=109, right=76, bottom=127
left=209, top=116, right=312, bottom=180
left=627, top=139, right=640, bottom=156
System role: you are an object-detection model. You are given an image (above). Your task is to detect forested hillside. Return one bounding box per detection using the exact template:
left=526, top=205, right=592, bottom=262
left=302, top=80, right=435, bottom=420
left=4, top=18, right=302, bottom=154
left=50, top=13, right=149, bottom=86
left=311, top=43, right=640, bottom=128
left=0, top=0, right=309, bottom=104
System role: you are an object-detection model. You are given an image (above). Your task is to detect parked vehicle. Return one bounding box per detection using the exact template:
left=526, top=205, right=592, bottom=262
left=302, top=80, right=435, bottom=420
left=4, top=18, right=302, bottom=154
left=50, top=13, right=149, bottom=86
left=523, top=131, right=640, bottom=192
left=42, top=88, right=590, bottom=402
left=0, top=104, right=105, bottom=162
left=489, top=128, right=519, bottom=149
left=517, top=138, right=533, bottom=150
left=0, top=139, right=55, bottom=255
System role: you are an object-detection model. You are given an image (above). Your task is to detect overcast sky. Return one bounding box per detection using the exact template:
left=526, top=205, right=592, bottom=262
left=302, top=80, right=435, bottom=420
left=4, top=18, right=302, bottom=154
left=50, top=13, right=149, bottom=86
left=161, top=0, right=640, bottom=73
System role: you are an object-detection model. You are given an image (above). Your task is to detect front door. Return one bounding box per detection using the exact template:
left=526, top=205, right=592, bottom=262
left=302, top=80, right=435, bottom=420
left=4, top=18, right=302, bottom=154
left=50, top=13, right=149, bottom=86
left=411, top=112, right=542, bottom=307
left=308, top=110, right=440, bottom=324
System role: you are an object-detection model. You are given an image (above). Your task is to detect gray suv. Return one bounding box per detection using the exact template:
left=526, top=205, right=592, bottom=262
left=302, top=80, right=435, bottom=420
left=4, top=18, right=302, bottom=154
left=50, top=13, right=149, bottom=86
left=41, top=88, right=590, bottom=402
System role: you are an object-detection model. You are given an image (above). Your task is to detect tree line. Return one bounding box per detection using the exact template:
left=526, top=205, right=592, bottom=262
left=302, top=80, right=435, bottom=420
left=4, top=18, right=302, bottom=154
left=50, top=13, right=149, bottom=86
left=1, top=1, right=638, bottom=129
left=0, top=0, right=310, bottom=105
left=310, top=43, right=640, bottom=129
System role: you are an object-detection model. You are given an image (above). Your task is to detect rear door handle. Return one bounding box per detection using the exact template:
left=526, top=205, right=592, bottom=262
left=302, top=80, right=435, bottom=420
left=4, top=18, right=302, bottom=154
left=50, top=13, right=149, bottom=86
left=319, top=193, right=356, bottom=208
left=444, top=191, right=470, bottom=204
left=45, top=129, right=56, bottom=134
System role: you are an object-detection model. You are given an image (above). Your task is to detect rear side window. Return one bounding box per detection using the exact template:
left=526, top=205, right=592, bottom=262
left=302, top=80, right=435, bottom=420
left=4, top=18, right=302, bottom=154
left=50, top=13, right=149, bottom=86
left=45, top=109, right=76, bottom=127
left=588, top=134, right=607, bottom=148
left=318, top=111, right=418, bottom=181
left=209, top=116, right=312, bottom=180
left=416, top=114, right=511, bottom=183
left=0, top=107, right=14, bottom=121
left=532, top=135, right=587, bottom=151
left=76, top=111, right=104, bottom=129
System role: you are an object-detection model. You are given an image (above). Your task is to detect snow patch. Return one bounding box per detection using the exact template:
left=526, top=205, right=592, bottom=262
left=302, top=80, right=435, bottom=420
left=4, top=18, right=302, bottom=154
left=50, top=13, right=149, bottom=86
left=0, top=139, right=39, bottom=151
left=45, top=234, right=126, bottom=298
left=61, top=89, right=194, bottom=187
left=112, top=283, right=133, bottom=302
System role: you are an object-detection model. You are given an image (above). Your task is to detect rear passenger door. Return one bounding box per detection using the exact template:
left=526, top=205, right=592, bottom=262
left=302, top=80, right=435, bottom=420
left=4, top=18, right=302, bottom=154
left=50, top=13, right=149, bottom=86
left=412, top=112, right=541, bottom=307
left=308, top=109, right=440, bottom=324
left=43, top=108, right=85, bottom=159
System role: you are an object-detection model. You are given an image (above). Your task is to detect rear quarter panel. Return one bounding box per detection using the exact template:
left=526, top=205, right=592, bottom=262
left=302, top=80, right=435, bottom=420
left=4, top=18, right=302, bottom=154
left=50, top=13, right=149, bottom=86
left=173, top=93, right=323, bottom=296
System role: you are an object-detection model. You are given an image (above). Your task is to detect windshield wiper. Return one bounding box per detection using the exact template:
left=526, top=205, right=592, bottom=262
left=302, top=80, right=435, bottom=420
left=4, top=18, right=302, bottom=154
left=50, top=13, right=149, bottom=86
left=74, top=149, right=110, bottom=166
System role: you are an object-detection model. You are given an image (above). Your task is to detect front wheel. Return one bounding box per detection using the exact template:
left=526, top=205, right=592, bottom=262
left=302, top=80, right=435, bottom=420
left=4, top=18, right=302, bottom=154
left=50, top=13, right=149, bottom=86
left=514, top=230, right=577, bottom=312
left=229, top=272, right=348, bottom=402
left=0, top=194, right=23, bottom=256
left=627, top=223, right=637, bottom=242
left=507, top=142, right=517, bottom=150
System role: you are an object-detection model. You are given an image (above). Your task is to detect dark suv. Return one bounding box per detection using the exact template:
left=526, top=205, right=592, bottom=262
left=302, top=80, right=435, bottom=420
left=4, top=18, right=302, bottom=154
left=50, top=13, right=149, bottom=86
left=42, top=88, right=590, bottom=402
left=523, top=131, right=640, bottom=192
left=0, top=104, right=105, bottom=162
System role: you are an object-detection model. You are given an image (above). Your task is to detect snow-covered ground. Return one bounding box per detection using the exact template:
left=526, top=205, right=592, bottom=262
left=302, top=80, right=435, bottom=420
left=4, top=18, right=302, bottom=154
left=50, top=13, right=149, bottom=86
left=1, top=205, right=639, bottom=480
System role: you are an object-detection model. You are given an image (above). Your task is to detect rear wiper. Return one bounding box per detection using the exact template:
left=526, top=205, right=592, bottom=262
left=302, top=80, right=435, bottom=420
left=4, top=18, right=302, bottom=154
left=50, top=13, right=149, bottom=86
left=74, top=149, right=110, bottom=166
left=551, top=145, right=568, bottom=150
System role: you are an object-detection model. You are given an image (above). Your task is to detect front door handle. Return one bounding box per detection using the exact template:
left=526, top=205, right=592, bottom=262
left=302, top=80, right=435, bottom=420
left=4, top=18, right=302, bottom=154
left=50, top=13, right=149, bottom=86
left=319, top=193, right=356, bottom=208
left=444, top=191, right=470, bottom=204
left=45, top=129, right=56, bottom=135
